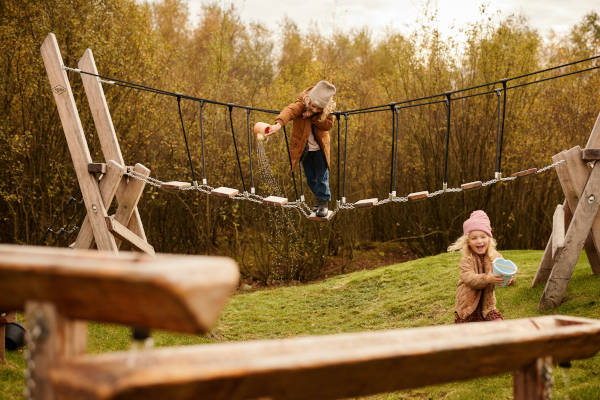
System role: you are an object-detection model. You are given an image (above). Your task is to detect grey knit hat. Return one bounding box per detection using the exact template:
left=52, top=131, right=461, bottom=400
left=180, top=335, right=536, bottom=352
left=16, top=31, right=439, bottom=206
left=308, top=80, right=336, bottom=108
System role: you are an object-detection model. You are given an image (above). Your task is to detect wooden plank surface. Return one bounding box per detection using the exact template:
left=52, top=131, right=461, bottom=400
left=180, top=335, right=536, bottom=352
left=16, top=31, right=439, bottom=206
left=106, top=216, right=155, bottom=256
left=511, top=168, right=537, bottom=178
left=263, top=195, right=288, bottom=206
left=408, top=191, right=428, bottom=201
left=308, top=210, right=334, bottom=221
left=160, top=181, right=191, bottom=190
left=78, top=48, right=148, bottom=245
left=211, top=187, right=239, bottom=198
left=0, top=245, right=239, bottom=334
left=41, top=33, right=117, bottom=253
left=582, top=148, right=600, bottom=161
left=354, top=198, right=378, bottom=208
left=48, top=316, right=600, bottom=400
left=461, top=181, right=482, bottom=190
left=539, top=162, right=600, bottom=309
left=552, top=204, right=565, bottom=258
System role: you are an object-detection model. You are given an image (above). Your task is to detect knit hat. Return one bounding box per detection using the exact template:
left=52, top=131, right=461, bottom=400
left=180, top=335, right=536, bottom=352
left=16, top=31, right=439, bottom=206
left=308, top=80, right=336, bottom=108
left=463, top=210, right=493, bottom=237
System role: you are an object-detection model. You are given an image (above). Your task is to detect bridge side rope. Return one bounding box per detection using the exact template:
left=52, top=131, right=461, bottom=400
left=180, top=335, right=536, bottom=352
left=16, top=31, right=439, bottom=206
left=60, top=55, right=597, bottom=221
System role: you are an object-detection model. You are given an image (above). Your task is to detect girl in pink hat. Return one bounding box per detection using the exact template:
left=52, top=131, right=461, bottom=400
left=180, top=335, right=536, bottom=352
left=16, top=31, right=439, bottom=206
left=447, top=210, right=514, bottom=323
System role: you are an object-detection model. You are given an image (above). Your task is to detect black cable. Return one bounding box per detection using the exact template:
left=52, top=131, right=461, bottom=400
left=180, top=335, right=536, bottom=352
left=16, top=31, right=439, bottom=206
left=336, top=114, right=341, bottom=201
left=443, top=93, right=452, bottom=187
left=245, top=109, right=255, bottom=191
left=498, top=80, right=508, bottom=175
left=389, top=105, right=396, bottom=194
left=507, top=64, right=600, bottom=90
left=283, top=125, right=299, bottom=201
left=228, top=105, right=246, bottom=192
left=198, top=101, right=207, bottom=184
left=177, top=96, right=198, bottom=184
left=392, top=106, right=400, bottom=195
left=494, top=89, right=502, bottom=174
left=342, top=113, right=349, bottom=201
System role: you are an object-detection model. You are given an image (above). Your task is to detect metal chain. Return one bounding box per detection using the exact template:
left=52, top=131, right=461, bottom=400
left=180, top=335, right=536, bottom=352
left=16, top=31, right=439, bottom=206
left=122, top=159, right=561, bottom=221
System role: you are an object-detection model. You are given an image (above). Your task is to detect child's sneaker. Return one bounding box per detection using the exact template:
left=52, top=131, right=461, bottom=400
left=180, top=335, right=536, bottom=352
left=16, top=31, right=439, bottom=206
left=316, top=199, right=328, bottom=218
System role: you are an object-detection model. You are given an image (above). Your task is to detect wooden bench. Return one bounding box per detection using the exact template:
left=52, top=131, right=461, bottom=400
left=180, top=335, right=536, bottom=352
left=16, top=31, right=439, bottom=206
left=3, top=245, right=600, bottom=400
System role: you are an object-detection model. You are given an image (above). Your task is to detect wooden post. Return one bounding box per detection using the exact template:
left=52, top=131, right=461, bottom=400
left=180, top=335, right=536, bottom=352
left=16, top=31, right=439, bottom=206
left=539, top=162, right=600, bottom=309
left=78, top=49, right=148, bottom=242
left=552, top=204, right=565, bottom=258
left=113, top=163, right=150, bottom=249
left=41, top=33, right=118, bottom=253
left=513, top=357, right=552, bottom=400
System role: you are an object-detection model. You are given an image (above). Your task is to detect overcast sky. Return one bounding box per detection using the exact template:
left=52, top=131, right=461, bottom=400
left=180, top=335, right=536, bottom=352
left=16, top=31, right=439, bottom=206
left=182, top=0, right=598, bottom=41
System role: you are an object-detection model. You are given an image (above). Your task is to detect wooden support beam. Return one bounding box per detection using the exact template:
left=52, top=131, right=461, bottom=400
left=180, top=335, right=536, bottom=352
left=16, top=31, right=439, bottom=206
left=553, top=147, right=600, bottom=274
left=408, top=191, right=428, bottom=201
left=211, top=187, right=239, bottom=198
left=513, top=357, right=552, bottom=400
left=582, top=148, right=600, bottom=161
left=511, top=168, right=537, bottom=178
left=0, top=245, right=239, bottom=333
left=106, top=216, right=155, bottom=256
left=71, top=160, right=125, bottom=249
left=354, top=198, right=378, bottom=208
left=113, top=163, right=150, bottom=250
left=584, top=110, right=600, bottom=149
left=41, top=33, right=117, bottom=253
left=160, top=181, right=191, bottom=190
left=263, top=195, right=288, bottom=206
left=87, top=163, right=106, bottom=174
left=78, top=48, right=148, bottom=245
left=539, top=162, right=600, bottom=310
left=552, top=204, right=565, bottom=258
left=48, top=316, right=600, bottom=400
left=461, top=181, right=482, bottom=190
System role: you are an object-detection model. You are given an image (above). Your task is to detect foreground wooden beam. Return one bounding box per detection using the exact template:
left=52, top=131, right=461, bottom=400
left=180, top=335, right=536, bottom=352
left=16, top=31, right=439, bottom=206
left=48, top=315, right=600, bottom=400
left=0, top=245, right=238, bottom=333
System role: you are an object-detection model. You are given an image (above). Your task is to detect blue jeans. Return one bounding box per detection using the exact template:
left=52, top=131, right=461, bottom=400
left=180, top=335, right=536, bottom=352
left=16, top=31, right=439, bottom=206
left=302, top=149, right=331, bottom=201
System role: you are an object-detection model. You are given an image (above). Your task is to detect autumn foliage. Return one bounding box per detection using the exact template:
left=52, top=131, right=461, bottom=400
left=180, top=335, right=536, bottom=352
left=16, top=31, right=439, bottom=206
left=1, top=1, right=599, bottom=282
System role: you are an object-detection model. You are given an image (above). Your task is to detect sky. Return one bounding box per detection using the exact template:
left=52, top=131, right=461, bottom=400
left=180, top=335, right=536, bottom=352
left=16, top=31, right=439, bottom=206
left=182, top=0, right=599, bottom=41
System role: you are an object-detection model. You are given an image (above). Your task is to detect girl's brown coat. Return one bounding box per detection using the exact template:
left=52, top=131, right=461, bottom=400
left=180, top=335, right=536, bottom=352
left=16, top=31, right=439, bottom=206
left=455, top=250, right=502, bottom=319
left=275, top=88, right=335, bottom=170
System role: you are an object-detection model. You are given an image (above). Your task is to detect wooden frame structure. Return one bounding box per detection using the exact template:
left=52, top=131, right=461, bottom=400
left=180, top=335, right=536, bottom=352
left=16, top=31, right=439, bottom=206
left=2, top=245, right=600, bottom=400
left=533, top=111, right=600, bottom=309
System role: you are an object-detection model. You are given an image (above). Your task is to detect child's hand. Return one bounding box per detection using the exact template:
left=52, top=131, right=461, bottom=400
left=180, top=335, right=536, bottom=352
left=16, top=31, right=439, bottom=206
left=507, top=276, right=515, bottom=286
left=265, top=122, right=281, bottom=136
left=490, top=274, right=505, bottom=285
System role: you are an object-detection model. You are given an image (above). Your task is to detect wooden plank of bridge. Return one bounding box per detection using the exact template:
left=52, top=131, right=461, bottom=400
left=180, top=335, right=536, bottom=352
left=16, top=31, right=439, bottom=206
left=539, top=162, right=600, bottom=310
left=78, top=48, right=148, bottom=243
left=48, top=315, right=600, bottom=400
left=0, top=245, right=239, bottom=333
left=41, top=33, right=117, bottom=253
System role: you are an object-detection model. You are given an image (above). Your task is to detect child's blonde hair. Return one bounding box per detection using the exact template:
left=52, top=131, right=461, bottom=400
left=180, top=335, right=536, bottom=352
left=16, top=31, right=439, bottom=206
left=447, top=233, right=497, bottom=258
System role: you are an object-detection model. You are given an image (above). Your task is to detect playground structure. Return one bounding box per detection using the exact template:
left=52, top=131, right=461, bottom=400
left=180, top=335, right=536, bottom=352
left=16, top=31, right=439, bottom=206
left=3, top=244, right=600, bottom=400
left=532, top=112, right=600, bottom=309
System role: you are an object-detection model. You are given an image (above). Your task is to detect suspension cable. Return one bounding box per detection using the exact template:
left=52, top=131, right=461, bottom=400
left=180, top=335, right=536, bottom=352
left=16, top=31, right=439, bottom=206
left=498, top=79, right=508, bottom=177
left=198, top=101, right=207, bottom=185
left=443, top=92, right=452, bottom=190
left=336, top=113, right=341, bottom=201
left=177, top=96, right=198, bottom=185
left=228, top=105, right=246, bottom=192
left=283, top=125, right=299, bottom=201
left=494, top=89, right=502, bottom=176
left=342, top=113, right=349, bottom=203
left=392, top=106, right=400, bottom=195
left=246, top=109, right=255, bottom=193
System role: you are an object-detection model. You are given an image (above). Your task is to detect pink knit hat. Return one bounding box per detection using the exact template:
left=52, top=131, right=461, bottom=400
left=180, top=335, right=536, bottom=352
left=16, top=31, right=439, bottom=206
left=463, top=210, right=493, bottom=237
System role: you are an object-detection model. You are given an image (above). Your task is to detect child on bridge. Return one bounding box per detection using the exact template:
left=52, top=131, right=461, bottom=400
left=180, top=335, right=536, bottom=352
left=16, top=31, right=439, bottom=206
left=265, top=80, right=336, bottom=218
left=448, top=210, right=514, bottom=323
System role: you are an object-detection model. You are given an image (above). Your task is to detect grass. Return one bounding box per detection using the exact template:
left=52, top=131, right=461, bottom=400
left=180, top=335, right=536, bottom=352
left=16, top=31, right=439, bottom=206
left=2, top=249, right=600, bottom=399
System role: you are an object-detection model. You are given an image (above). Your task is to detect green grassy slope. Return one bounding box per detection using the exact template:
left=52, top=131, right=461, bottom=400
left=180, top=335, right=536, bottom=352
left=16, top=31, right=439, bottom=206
left=2, top=250, right=599, bottom=399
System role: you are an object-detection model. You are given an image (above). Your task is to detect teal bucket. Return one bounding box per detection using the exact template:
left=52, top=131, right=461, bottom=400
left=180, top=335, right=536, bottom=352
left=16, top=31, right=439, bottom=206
left=492, top=258, right=517, bottom=287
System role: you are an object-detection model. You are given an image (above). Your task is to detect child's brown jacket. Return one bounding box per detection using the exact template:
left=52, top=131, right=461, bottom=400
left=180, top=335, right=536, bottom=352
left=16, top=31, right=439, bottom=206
left=455, top=250, right=502, bottom=319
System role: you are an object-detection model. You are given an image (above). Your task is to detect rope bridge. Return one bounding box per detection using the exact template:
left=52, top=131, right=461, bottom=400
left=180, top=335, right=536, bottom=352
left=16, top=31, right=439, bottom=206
left=56, top=55, right=600, bottom=223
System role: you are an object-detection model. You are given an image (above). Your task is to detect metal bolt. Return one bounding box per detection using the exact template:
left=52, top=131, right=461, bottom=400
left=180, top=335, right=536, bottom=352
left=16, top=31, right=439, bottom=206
left=91, top=204, right=98, bottom=213
left=589, top=195, right=596, bottom=204
left=0, top=312, right=6, bottom=317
